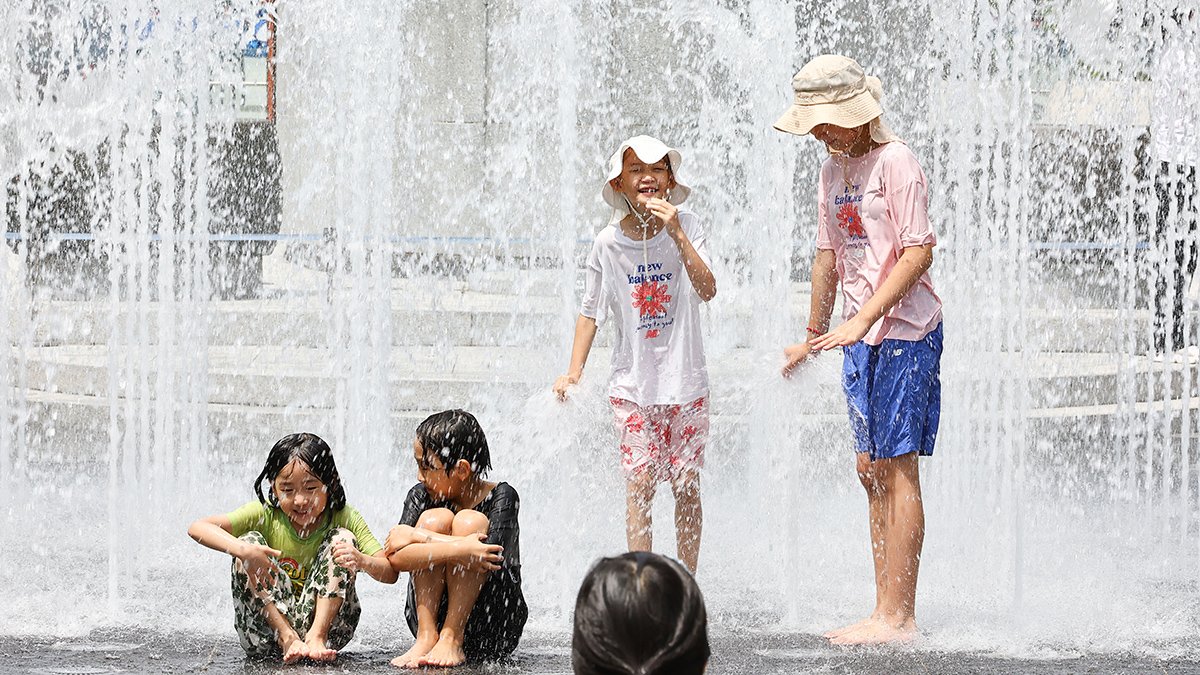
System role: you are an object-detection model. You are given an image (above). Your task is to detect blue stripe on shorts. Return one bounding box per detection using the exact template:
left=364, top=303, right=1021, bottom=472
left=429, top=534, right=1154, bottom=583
left=842, top=322, right=943, bottom=461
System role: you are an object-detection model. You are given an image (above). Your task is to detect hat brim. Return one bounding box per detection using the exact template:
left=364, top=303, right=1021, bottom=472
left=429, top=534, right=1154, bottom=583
left=773, top=90, right=882, bottom=136
left=601, top=139, right=691, bottom=213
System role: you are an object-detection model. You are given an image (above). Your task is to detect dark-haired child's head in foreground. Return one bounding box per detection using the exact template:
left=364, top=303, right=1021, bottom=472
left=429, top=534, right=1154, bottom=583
left=571, top=551, right=709, bottom=675
left=413, top=409, right=492, bottom=501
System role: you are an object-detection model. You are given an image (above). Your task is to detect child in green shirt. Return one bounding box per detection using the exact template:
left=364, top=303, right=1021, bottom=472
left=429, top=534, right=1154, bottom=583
left=188, top=433, right=398, bottom=662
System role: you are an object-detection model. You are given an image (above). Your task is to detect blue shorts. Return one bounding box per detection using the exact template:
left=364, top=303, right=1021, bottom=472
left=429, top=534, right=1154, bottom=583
left=842, top=323, right=943, bottom=461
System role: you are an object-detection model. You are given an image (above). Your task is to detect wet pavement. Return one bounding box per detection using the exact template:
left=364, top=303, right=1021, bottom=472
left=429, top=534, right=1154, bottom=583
left=4, top=628, right=1199, bottom=675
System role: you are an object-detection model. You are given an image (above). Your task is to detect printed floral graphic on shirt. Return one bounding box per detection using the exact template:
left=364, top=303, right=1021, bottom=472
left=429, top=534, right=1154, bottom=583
left=633, top=280, right=670, bottom=317
left=626, top=262, right=675, bottom=339
left=837, top=201, right=866, bottom=238
left=833, top=183, right=868, bottom=250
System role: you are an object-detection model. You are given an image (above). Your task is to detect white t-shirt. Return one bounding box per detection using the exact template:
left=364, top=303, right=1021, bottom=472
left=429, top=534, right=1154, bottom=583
left=580, top=210, right=710, bottom=406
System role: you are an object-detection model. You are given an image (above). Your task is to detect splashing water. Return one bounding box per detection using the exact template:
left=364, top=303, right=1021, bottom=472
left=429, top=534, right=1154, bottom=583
left=0, top=0, right=1198, bottom=662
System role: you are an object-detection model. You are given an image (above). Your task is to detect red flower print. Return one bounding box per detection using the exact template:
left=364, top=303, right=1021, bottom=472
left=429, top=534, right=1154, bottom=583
left=620, top=444, right=633, bottom=459
left=689, top=397, right=706, bottom=411
left=649, top=419, right=666, bottom=439
left=625, top=412, right=645, bottom=434
left=681, top=425, right=698, bottom=440
left=836, top=202, right=866, bottom=238
left=632, top=280, right=671, bottom=317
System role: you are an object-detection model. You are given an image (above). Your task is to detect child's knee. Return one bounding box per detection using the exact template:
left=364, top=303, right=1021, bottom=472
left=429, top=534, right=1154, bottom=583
left=451, top=509, right=490, bottom=536
left=329, top=527, right=357, bottom=548
left=670, top=471, right=701, bottom=499
left=855, top=453, right=877, bottom=490
left=626, top=472, right=656, bottom=496
left=419, top=508, right=455, bottom=534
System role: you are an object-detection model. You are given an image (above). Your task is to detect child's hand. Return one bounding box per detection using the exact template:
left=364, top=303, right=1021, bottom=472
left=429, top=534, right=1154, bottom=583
left=646, top=197, right=680, bottom=232
left=384, top=524, right=416, bottom=555
left=456, top=532, right=504, bottom=572
left=809, top=316, right=872, bottom=351
left=553, top=374, right=578, bottom=401
left=332, top=540, right=363, bottom=572
left=239, top=542, right=283, bottom=588
left=782, top=342, right=815, bottom=377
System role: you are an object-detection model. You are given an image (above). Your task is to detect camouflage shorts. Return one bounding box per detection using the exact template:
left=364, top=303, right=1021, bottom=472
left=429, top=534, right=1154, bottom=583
left=231, top=528, right=361, bottom=658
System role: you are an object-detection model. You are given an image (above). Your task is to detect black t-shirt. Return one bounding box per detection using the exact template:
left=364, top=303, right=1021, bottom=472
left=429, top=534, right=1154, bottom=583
left=398, top=482, right=521, bottom=584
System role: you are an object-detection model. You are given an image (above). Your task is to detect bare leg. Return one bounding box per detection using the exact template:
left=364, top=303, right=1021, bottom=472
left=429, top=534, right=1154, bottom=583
left=671, top=470, right=702, bottom=573
left=626, top=471, right=657, bottom=552
left=304, top=596, right=342, bottom=661
left=263, top=600, right=308, bottom=663
left=825, top=452, right=886, bottom=639
left=832, top=453, right=924, bottom=645
left=878, top=455, right=924, bottom=634
left=392, top=509, right=454, bottom=669
left=421, top=509, right=492, bottom=667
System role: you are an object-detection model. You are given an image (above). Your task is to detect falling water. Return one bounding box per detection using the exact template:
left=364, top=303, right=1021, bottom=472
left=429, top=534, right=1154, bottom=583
left=1, top=0, right=1198, bottom=661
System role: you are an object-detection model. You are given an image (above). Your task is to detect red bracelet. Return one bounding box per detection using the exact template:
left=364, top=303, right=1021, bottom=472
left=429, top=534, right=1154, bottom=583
left=806, top=326, right=823, bottom=335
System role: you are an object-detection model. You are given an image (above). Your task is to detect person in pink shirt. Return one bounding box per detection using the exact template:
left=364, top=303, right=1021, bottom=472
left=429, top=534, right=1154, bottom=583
left=775, top=54, right=943, bottom=645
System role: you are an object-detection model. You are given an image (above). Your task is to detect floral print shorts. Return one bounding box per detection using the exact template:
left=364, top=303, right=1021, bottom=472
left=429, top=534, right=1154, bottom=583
left=610, top=396, right=709, bottom=483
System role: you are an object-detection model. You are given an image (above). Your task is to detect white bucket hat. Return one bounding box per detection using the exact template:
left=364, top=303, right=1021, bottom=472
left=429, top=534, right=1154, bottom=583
left=601, top=135, right=691, bottom=220
left=773, top=54, right=901, bottom=144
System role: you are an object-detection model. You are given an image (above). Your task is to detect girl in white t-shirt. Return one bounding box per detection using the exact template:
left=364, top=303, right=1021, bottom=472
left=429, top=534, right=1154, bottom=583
left=775, top=55, right=944, bottom=645
left=553, top=135, right=717, bottom=573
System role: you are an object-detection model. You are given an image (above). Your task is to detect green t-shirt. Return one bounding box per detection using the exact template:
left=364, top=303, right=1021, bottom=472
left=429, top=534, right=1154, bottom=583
left=227, top=501, right=383, bottom=592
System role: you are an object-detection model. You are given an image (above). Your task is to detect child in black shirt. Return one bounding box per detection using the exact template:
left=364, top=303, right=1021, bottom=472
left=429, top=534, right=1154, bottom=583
left=384, top=410, right=527, bottom=668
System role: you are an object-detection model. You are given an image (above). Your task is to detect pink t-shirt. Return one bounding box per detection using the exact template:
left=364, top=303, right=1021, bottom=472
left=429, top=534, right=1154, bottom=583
left=816, top=142, right=942, bottom=345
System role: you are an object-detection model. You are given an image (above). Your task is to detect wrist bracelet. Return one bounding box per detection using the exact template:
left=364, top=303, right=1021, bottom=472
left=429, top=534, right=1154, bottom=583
left=806, top=326, right=822, bottom=335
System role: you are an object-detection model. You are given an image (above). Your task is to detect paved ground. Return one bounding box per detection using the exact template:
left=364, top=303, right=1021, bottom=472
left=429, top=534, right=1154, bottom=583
left=4, top=628, right=1199, bottom=675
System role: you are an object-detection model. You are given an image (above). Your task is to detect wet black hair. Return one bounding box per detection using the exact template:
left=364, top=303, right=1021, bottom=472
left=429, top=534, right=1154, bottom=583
left=253, top=432, right=347, bottom=512
left=571, top=552, right=709, bottom=675
left=415, top=409, right=492, bottom=476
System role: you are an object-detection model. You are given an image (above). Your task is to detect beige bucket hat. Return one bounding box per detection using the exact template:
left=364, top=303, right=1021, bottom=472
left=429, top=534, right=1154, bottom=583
left=773, top=54, right=901, bottom=144
left=602, top=135, right=691, bottom=218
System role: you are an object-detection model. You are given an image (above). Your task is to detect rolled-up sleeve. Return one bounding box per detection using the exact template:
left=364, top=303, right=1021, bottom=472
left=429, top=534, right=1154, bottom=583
left=885, top=152, right=936, bottom=248
left=579, top=239, right=606, bottom=325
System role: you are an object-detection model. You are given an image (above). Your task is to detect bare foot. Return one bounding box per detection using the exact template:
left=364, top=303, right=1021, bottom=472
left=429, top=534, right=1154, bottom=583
left=419, top=633, right=467, bottom=668
left=391, top=633, right=439, bottom=669
left=829, top=617, right=919, bottom=646
left=304, top=633, right=337, bottom=662
left=823, top=615, right=877, bottom=639
left=280, top=634, right=310, bottom=664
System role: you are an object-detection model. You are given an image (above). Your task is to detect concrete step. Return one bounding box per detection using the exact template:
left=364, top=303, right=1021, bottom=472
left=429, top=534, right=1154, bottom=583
left=15, top=344, right=847, bottom=413
left=15, top=342, right=1191, bottom=416
left=18, top=293, right=1149, bottom=354
left=19, top=387, right=1197, bottom=468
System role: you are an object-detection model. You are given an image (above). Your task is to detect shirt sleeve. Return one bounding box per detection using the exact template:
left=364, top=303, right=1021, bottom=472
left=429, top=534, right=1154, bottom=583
left=226, top=500, right=267, bottom=537
left=885, top=148, right=937, bottom=248
left=484, top=483, right=521, bottom=582
left=680, top=212, right=711, bottom=268
left=579, top=237, right=605, bottom=323
left=815, top=164, right=834, bottom=250
left=398, top=484, right=432, bottom=527
left=339, top=506, right=383, bottom=556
